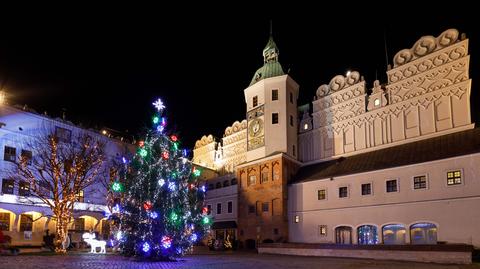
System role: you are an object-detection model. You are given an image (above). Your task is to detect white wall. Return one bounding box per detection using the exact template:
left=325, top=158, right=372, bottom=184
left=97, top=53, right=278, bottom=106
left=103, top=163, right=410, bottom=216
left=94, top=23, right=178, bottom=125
left=289, top=153, right=480, bottom=246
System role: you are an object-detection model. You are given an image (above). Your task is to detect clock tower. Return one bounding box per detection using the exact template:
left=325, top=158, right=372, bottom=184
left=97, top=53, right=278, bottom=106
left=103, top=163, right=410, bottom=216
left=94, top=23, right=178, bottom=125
left=244, top=35, right=299, bottom=162
left=237, top=34, right=301, bottom=247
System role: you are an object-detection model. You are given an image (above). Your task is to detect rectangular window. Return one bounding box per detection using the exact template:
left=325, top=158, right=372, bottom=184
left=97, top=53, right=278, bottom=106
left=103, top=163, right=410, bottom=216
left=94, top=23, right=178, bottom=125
left=413, top=175, right=427, bottom=189
left=317, top=189, right=326, bottom=200
left=386, top=180, right=398, bottom=192
left=361, top=183, right=372, bottom=195
left=216, top=203, right=222, bottom=214
left=293, top=145, right=296, bottom=156
left=227, top=201, right=233, bottom=213
left=262, top=202, right=269, bottom=212
left=272, top=113, right=278, bottom=124
left=248, top=175, right=256, bottom=186
left=21, top=150, right=32, bottom=165
left=248, top=205, right=255, bottom=214
left=289, top=92, right=293, bottom=103
left=0, top=212, right=10, bottom=231
left=18, top=181, right=30, bottom=196
left=447, top=170, right=462, bottom=185
left=272, top=89, right=278, bottom=101
left=273, top=228, right=279, bottom=235
left=339, top=186, right=348, bottom=198
left=74, top=218, right=85, bottom=231
left=55, top=127, right=72, bottom=143
left=253, top=96, right=258, bottom=107
left=76, top=190, right=84, bottom=202
left=290, top=115, right=294, bottom=126
left=4, top=146, right=16, bottom=162
left=319, top=225, right=327, bottom=236
left=19, top=214, right=33, bottom=232
left=261, top=172, right=268, bottom=183
left=207, top=204, right=212, bottom=215
left=294, top=215, right=300, bottom=223
left=1, top=179, right=14, bottom=194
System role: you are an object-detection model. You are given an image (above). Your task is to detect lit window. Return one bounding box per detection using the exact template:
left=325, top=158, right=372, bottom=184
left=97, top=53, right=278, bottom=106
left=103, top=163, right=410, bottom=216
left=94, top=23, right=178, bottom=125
left=317, top=189, right=326, bottom=200
left=248, top=175, right=256, bottom=186
left=76, top=190, right=84, bottom=202
left=413, top=175, right=427, bottom=189
left=447, top=170, right=462, bottom=185
left=304, top=123, right=309, bottom=130
left=19, top=181, right=30, bottom=196
left=294, top=215, right=300, bottom=223
left=0, top=212, right=10, bottom=231
left=319, top=225, right=327, bottom=236
left=19, top=214, right=33, bottom=232
left=374, top=98, right=380, bottom=106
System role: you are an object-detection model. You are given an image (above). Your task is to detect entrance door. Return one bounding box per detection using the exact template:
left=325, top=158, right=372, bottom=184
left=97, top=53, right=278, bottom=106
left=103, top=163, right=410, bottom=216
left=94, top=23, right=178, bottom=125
left=335, top=226, right=352, bottom=244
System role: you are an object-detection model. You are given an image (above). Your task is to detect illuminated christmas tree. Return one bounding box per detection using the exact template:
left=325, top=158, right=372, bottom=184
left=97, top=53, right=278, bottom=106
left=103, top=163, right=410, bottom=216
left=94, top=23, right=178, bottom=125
left=117, top=98, right=210, bottom=259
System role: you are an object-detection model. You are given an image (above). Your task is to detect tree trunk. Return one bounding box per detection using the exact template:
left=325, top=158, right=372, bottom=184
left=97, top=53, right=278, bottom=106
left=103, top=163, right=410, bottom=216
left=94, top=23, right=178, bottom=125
left=55, top=215, right=69, bottom=253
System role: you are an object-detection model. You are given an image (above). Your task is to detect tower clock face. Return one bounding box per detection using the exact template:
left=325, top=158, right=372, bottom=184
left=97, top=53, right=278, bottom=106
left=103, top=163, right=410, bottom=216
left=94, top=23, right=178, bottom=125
left=247, top=105, right=265, bottom=151
left=249, top=118, right=263, bottom=137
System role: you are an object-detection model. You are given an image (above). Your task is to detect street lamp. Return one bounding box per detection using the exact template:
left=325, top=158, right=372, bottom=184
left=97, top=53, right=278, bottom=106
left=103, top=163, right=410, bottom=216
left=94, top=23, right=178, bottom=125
left=0, top=91, right=5, bottom=105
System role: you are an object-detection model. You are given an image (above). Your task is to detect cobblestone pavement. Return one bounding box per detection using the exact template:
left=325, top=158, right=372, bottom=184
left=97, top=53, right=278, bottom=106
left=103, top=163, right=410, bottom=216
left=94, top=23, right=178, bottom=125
left=0, top=253, right=478, bottom=269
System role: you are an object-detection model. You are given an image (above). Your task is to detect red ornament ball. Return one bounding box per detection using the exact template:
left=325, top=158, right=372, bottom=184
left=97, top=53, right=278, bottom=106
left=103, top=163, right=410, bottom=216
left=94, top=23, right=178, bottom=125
left=143, top=201, right=153, bottom=211
left=170, top=135, right=178, bottom=142
left=162, top=151, right=169, bottom=159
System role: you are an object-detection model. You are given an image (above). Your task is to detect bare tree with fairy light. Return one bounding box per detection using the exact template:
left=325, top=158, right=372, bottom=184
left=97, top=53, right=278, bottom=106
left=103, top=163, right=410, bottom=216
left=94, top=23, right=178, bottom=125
left=113, top=98, right=210, bottom=260
left=15, top=129, right=107, bottom=253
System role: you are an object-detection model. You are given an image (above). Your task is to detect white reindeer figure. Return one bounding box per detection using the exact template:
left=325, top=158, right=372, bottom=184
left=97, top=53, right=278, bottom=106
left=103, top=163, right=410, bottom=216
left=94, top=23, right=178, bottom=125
left=82, top=232, right=107, bottom=254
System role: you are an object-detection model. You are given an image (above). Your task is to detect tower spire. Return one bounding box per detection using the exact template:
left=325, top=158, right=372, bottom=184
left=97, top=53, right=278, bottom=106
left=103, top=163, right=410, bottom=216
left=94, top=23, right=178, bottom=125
left=270, top=20, right=273, bottom=36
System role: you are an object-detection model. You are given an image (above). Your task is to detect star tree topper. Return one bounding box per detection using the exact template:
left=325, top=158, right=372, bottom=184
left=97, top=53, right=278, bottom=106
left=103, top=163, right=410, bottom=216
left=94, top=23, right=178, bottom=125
left=152, top=98, right=166, bottom=111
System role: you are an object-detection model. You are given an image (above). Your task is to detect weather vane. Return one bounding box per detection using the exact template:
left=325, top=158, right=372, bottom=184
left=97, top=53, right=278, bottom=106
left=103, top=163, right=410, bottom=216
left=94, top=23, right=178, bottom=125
left=152, top=98, right=165, bottom=111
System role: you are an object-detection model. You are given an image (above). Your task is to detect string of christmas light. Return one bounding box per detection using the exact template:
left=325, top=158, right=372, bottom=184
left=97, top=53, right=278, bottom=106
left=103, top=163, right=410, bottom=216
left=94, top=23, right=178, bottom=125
left=112, top=97, right=211, bottom=260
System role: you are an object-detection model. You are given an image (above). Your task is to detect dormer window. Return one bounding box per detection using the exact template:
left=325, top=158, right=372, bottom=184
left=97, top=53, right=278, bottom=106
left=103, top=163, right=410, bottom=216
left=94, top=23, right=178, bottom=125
left=374, top=99, right=380, bottom=106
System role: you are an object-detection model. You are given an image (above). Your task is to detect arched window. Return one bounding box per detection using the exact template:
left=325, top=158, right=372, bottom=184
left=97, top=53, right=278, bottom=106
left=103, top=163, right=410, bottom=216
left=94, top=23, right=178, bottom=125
left=382, top=224, right=406, bottom=245
left=335, top=226, right=352, bottom=244
left=357, top=225, right=378, bottom=245
left=231, top=178, right=237, bottom=185
left=223, top=180, right=230, bottom=187
left=215, top=182, right=222, bottom=189
left=410, top=222, right=437, bottom=244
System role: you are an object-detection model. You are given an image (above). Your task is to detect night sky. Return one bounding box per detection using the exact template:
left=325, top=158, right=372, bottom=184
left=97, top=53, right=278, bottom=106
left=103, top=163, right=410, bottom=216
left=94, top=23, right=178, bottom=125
left=0, top=7, right=477, bottom=149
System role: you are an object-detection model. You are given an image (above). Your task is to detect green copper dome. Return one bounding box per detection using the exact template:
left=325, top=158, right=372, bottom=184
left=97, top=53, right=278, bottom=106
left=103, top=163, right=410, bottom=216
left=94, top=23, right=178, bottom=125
left=249, top=36, right=285, bottom=86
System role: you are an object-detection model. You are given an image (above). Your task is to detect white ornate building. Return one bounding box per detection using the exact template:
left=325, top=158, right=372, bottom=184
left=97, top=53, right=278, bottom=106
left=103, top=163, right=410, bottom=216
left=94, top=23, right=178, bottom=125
left=193, top=28, right=480, bottom=248
left=0, top=103, right=135, bottom=248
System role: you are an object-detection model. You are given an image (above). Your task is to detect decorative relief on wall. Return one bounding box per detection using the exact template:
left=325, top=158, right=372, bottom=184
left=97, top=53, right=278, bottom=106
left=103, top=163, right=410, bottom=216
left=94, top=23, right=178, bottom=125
left=393, top=29, right=460, bottom=68
left=194, top=134, right=215, bottom=149
left=388, top=58, right=468, bottom=103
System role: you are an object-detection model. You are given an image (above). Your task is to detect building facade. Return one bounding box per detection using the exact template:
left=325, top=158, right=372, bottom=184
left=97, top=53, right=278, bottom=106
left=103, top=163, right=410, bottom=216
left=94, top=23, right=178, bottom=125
left=193, top=28, right=480, bottom=248
left=0, top=103, right=134, bottom=247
